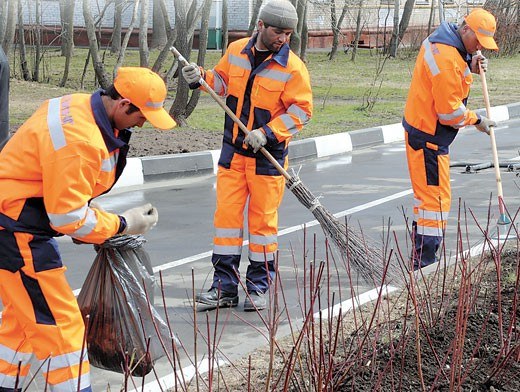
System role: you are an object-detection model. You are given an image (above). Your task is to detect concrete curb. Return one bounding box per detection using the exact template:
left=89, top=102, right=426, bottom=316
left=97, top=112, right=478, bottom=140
left=114, top=102, right=520, bottom=189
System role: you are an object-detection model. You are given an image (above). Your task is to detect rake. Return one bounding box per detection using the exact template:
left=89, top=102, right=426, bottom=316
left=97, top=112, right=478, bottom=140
left=477, top=51, right=512, bottom=240
left=170, top=46, right=394, bottom=284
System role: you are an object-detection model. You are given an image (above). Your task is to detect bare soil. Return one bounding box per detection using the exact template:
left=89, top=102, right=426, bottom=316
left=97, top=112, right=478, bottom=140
left=192, top=248, right=520, bottom=391
left=127, top=127, right=222, bottom=157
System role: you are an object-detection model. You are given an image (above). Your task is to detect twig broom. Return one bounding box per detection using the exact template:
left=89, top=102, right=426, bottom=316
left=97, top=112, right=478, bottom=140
left=170, top=46, right=389, bottom=284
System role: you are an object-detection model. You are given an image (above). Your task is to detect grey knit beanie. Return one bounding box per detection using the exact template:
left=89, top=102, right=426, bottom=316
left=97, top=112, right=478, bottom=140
left=259, top=0, right=298, bottom=30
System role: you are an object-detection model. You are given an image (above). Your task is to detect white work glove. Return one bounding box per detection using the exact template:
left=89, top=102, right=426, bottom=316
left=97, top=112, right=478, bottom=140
left=475, top=115, right=496, bottom=135
left=121, top=203, right=159, bottom=235
left=471, top=53, right=488, bottom=73
left=181, top=62, right=202, bottom=84
left=244, top=128, right=267, bottom=153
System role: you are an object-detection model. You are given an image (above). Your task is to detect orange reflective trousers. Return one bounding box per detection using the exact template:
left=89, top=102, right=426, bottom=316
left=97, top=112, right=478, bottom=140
left=211, top=154, right=285, bottom=294
left=0, top=232, right=91, bottom=391
left=405, top=130, right=451, bottom=269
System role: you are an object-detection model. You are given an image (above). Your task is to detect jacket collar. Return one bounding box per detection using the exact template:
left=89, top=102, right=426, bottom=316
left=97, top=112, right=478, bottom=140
left=90, top=90, right=131, bottom=152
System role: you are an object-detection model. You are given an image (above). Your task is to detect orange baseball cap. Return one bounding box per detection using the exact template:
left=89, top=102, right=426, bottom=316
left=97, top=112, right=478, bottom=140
left=114, top=67, right=176, bottom=130
left=464, top=8, right=498, bottom=51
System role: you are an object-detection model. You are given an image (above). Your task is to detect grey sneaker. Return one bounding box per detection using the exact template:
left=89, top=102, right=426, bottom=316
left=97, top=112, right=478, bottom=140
left=195, top=287, right=239, bottom=309
left=243, top=291, right=267, bottom=311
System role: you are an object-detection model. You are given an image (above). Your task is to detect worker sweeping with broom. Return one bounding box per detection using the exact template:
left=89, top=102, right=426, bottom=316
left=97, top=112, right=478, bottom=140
left=403, top=8, right=498, bottom=270
left=0, top=67, right=174, bottom=391
left=181, top=0, right=313, bottom=311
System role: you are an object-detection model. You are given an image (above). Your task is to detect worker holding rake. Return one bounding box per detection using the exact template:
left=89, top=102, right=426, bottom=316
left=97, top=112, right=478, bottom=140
left=182, top=0, right=312, bottom=311
left=403, top=8, right=498, bottom=270
left=0, top=67, right=174, bottom=391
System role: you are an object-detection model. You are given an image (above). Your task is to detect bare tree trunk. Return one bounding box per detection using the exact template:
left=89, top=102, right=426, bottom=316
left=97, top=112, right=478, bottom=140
left=397, top=0, right=415, bottom=42
left=438, top=0, right=445, bottom=23
left=0, top=45, right=9, bottom=151
left=221, top=0, right=228, bottom=55
left=83, top=0, right=110, bottom=88
left=152, top=0, right=167, bottom=48
left=388, top=0, right=400, bottom=57
left=247, top=0, right=264, bottom=36
left=59, top=0, right=66, bottom=55
left=170, top=0, right=190, bottom=126
left=351, top=0, right=364, bottom=62
left=300, top=1, right=309, bottom=62
left=329, top=0, right=349, bottom=60
left=151, top=0, right=177, bottom=73
left=32, top=0, right=42, bottom=81
left=186, top=0, right=212, bottom=117
left=114, top=0, right=140, bottom=76
left=0, top=0, right=7, bottom=43
left=60, top=0, right=75, bottom=87
left=17, top=0, right=30, bottom=80
left=139, top=0, right=150, bottom=67
left=2, top=0, right=18, bottom=55
left=289, top=0, right=303, bottom=55
left=111, top=0, right=123, bottom=54
left=427, top=0, right=436, bottom=35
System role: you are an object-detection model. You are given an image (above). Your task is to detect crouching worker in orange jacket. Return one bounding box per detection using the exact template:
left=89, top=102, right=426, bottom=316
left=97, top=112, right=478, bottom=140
left=403, top=8, right=498, bottom=270
left=181, top=0, right=312, bottom=311
left=0, top=67, right=175, bottom=391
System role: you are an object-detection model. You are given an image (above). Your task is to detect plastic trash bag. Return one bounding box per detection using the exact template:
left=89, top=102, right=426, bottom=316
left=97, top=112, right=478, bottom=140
left=77, top=235, right=176, bottom=376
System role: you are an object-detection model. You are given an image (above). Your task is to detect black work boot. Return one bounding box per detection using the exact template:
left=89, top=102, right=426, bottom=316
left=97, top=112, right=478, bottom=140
left=195, top=287, right=239, bottom=309
left=243, top=291, right=267, bottom=312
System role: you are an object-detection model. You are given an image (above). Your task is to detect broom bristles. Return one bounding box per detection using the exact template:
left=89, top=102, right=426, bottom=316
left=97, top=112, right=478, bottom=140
left=286, top=175, right=400, bottom=284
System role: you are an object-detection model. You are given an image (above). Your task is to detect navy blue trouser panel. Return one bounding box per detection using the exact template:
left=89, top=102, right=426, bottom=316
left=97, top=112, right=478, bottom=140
left=246, top=260, right=275, bottom=294
left=211, top=254, right=241, bottom=294
left=412, top=221, right=442, bottom=270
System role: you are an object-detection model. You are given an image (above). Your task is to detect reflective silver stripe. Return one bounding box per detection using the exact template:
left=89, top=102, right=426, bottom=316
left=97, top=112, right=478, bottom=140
left=101, top=154, right=117, bottom=172
left=478, top=27, right=494, bottom=37
left=228, top=54, right=251, bottom=71
left=71, top=208, right=97, bottom=237
left=257, top=68, right=291, bottom=83
left=249, top=234, right=277, bottom=246
left=279, top=113, right=298, bottom=135
left=213, top=244, right=242, bottom=255
left=0, top=374, right=28, bottom=389
left=145, top=100, right=164, bottom=108
left=464, top=66, right=471, bottom=77
left=0, top=344, right=34, bottom=365
left=416, top=209, right=449, bottom=221
left=49, top=373, right=91, bottom=392
left=423, top=39, right=440, bottom=77
left=453, top=118, right=467, bottom=129
left=438, top=104, right=467, bottom=121
left=288, top=104, right=310, bottom=124
left=213, top=72, right=227, bottom=96
left=215, top=227, right=243, bottom=238
left=47, top=98, right=67, bottom=151
left=46, top=349, right=86, bottom=372
left=416, top=224, right=443, bottom=237
left=249, top=250, right=276, bottom=262
left=48, top=204, right=88, bottom=227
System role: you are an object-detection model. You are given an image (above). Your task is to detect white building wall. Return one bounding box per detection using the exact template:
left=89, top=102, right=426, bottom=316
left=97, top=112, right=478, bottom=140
left=20, top=0, right=480, bottom=33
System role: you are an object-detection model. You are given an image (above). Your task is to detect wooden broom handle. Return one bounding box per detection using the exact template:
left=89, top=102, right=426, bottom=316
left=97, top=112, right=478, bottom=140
left=477, top=51, right=506, bottom=215
left=170, top=46, right=292, bottom=181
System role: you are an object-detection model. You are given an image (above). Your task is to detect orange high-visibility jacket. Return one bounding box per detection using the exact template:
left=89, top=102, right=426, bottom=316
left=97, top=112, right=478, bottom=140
left=0, top=91, right=129, bottom=243
left=403, top=22, right=480, bottom=145
left=202, top=35, right=313, bottom=175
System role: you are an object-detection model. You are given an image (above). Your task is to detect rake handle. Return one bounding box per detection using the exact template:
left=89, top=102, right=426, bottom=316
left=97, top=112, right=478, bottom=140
left=477, top=51, right=506, bottom=217
left=170, top=46, right=292, bottom=181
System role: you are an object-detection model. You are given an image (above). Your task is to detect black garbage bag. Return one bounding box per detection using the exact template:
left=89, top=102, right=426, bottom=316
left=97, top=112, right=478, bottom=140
left=77, top=235, right=176, bottom=376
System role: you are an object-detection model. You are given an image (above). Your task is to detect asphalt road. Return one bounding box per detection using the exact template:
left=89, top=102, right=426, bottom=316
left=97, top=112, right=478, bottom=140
left=16, top=118, right=520, bottom=390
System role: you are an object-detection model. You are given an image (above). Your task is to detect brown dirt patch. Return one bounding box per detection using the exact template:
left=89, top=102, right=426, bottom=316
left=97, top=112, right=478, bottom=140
left=188, top=247, right=520, bottom=391
left=127, top=127, right=223, bottom=157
